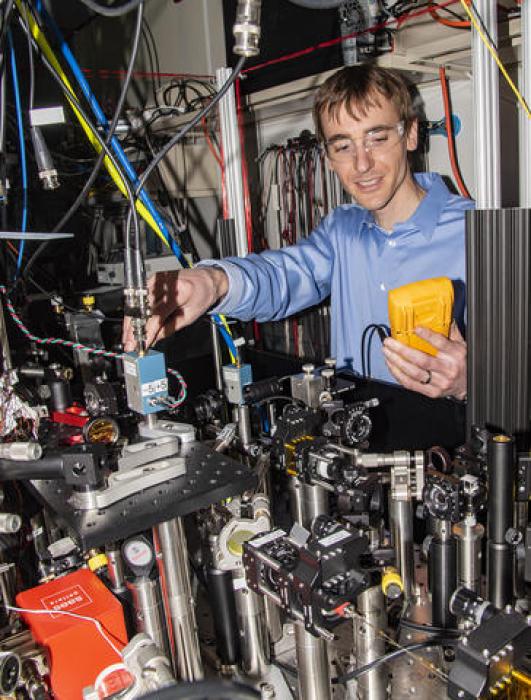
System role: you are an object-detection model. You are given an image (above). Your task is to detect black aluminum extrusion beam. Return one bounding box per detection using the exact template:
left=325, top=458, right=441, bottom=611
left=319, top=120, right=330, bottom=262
left=466, top=208, right=531, bottom=445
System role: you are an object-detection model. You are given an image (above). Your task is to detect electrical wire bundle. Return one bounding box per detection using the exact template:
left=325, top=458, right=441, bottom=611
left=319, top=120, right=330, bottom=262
left=381, top=1, right=469, bottom=25
left=256, top=132, right=346, bottom=362
left=0, top=0, right=246, bottom=383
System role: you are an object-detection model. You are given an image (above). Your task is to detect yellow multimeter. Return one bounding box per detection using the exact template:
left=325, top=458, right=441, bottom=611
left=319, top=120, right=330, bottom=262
left=388, top=277, right=454, bottom=356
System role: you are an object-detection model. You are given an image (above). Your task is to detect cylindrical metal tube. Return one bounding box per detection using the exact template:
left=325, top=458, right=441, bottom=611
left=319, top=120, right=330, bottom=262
left=472, top=0, right=501, bottom=208
left=391, top=499, right=415, bottom=600
left=521, top=0, right=531, bottom=206
left=217, top=67, right=248, bottom=257
left=233, top=579, right=269, bottom=678
left=487, top=435, right=515, bottom=543
left=0, top=442, right=42, bottom=461
left=105, top=545, right=127, bottom=594
left=238, top=404, right=252, bottom=449
left=127, top=577, right=170, bottom=659
left=289, top=477, right=329, bottom=529
left=49, top=378, right=71, bottom=412
left=294, top=623, right=331, bottom=700
left=350, top=586, right=387, bottom=700
left=290, top=478, right=331, bottom=700
left=429, top=520, right=456, bottom=628
left=488, top=542, right=513, bottom=609
left=453, top=518, right=484, bottom=593
left=207, top=568, right=240, bottom=666
left=487, top=434, right=515, bottom=607
left=144, top=414, right=158, bottom=431
left=252, top=495, right=283, bottom=645
left=154, top=517, right=203, bottom=681
left=264, top=596, right=282, bottom=646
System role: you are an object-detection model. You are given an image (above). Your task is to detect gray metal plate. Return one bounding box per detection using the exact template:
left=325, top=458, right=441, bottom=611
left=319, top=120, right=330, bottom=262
left=30, top=442, right=256, bottom=549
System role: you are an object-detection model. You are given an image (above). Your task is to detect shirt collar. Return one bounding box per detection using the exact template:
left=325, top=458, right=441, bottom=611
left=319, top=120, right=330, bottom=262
left=360, top=172, right=451, bottom=242
left=406, top=172, right=451, bottom=241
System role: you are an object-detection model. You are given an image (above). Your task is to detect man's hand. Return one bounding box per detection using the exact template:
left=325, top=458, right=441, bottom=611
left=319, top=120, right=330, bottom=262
left=122, top=267, right=229, bottom=352
left=382, top=322, right=467, bottom=400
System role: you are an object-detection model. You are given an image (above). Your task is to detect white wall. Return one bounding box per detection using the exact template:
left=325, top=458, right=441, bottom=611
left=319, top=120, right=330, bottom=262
left=73, top=0, right=227, bottom=108
left=417, top=78, right=475, bottom=198
left=144, top=0, right=227, bottom=77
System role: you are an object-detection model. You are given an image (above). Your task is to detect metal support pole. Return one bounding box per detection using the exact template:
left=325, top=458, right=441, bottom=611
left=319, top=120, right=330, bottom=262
left=289, top=478, right=331, bottom=700
left=487, top=435, right=515, bottom=608
left=429, top=519, right=457, bottom=629
left=127, top=577, right=170, bottom=658
left=520, top=0, right=531, bottom=207
left=154, top=518, right=203, bottom=681
left=206, top=564, right=240, bottom=668
left=233, top=574, right=270, bottom=677
left=238, top=404, right=252, bottom=449
left=217, top=67, right=248, bottom=257
left=391, top=499, right=415, bottom=600
left=453, top=516, right=484, bottom=593
left=105, top=545, right=127, bottom=594
left=289, top=477, right=329, bottom=527
left=349, top=587, right=387, bottom=700
left=144, top=414, right=158, bottom=431
left=472, top=0, right=501, bottom=208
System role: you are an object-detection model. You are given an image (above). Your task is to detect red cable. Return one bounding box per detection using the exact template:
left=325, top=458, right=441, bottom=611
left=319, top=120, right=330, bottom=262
left=201, top=118, right=229, bottom=219
left=439, top=66, right=471, bottom=199
left=242, top=0, right=462, bottom=76
left=235, top=78, right=254, bottom=254
left=292, top=318, right=299, bottom=357
left=307, top=149, right=315, bottom=230
left=202, top=118, right=223, bottom=168
left=428, top=5, right=470, bottom=28
left=234, top=79, right=260, bottom=342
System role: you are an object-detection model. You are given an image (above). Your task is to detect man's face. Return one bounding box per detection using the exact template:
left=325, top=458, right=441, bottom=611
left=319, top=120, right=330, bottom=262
left=320, top=94, right=418, bottom=216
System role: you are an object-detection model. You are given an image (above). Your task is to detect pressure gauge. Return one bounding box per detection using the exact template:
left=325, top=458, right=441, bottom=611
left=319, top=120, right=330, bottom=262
left=121, top=536, right=155, bottom=579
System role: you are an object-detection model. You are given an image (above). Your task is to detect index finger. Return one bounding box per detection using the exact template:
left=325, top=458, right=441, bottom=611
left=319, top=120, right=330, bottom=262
left=122, top=316, right=134, bottom=350
left=414, top=326, right=454, bottom=353
left=383, top=336, right=433, bottom=368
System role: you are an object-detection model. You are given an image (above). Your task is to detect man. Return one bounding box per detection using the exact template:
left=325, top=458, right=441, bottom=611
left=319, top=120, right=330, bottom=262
left=123, top=64, right=472, bottom=401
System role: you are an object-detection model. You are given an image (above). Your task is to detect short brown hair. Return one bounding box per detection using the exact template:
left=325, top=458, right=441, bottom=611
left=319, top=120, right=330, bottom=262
left=313, top=64, right=417, bottom=141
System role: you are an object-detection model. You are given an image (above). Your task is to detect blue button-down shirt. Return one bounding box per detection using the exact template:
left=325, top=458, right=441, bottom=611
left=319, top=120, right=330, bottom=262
left=201, top=173, right=474, bottom=383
